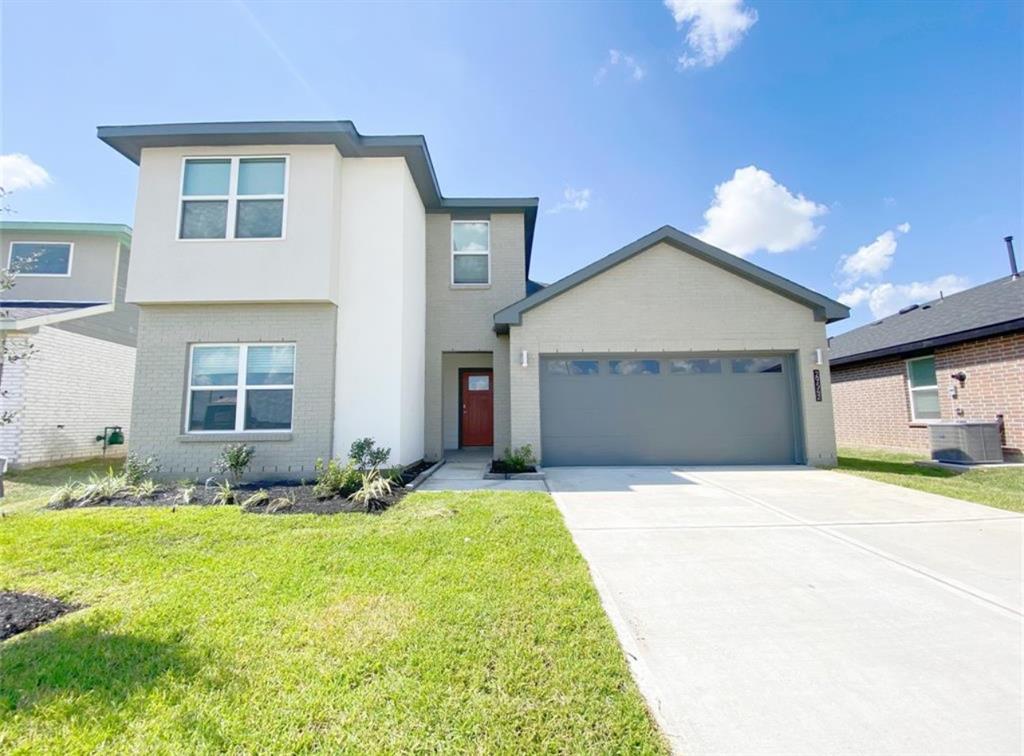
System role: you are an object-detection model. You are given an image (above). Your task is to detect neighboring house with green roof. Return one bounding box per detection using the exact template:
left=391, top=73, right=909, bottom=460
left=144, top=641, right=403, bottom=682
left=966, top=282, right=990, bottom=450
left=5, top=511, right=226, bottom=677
left=0, top=221, right=137, bottom=467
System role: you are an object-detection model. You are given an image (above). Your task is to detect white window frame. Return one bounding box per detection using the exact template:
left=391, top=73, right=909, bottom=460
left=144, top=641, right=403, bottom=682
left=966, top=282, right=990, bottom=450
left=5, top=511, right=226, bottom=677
left=451, top=220, right=491, bottom=287
left=7, top=241, right=74, bottom=277
left=905, top=355, right=940, bottom=423
left=176, top=155, right=289, bottom=241
left=185, top=342, right=296, bottom=434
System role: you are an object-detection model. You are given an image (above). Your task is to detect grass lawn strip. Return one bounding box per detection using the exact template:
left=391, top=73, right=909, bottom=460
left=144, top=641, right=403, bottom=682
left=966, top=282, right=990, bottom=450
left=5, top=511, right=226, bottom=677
left=0, top=487, right=666, bottom=753
left=837, top=447, right=1023, bottom=514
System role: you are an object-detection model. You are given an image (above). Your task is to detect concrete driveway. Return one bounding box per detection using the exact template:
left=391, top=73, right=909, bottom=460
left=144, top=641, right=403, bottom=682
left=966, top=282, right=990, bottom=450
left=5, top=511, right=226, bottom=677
left=546, top=466, right=1023, bottom=755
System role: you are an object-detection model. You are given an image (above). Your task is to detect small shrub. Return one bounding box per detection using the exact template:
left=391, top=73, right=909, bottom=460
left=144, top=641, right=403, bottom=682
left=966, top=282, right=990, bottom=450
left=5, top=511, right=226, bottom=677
left=384, top=465, right=405, bottom=484
left=78, top=470, right=130, bottom=504
left=267, top=494, right=296, bottom=514
left=240, top=489, right=270, bottom=512
left=124, top=453, right=161, bottom=486
left=48, top=482, right=81, bottom=508
left=211, top=480, right=236, bottom=506
left=348, top=469, right=394, bottom=512
left=502, top=444, right=536, bottom=473
left=215, top=443, right=254, bottom=482
left=349, top=438, right=391, bottom=472
left=313, top=457, right=361, bottom=499
left=131, top=479, right=161, bottom=499
left=174, top=482, right=197, bottom=506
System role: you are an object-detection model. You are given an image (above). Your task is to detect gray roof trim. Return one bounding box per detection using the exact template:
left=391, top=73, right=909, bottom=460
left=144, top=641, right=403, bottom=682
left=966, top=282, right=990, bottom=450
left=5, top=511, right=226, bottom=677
left=493, top=225, right=849, bottom=332
left=830, top=317, right=1024, bottom=367
left=97, top=121, right=536, bottom=268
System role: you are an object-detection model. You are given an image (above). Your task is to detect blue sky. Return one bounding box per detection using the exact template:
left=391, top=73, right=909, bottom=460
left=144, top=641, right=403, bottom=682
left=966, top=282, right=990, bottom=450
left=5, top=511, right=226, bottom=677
left=2, top=0, right=1020, bottom=333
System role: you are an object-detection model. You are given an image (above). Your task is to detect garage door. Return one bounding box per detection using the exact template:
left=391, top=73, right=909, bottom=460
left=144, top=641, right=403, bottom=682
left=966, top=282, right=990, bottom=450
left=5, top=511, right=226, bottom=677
left=540, top=353, right=802, bottom=466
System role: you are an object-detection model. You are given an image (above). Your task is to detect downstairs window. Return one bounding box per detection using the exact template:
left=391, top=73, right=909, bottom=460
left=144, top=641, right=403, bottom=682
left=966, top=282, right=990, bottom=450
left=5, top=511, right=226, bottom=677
left=187, top=343, right=295, bottom=432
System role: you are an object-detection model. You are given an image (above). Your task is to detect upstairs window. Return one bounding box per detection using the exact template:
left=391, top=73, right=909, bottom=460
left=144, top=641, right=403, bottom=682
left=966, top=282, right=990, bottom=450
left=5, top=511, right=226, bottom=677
left=451, top=220, right=490, bottom=285
left=179, top=157, right=287, bottom=240
left=7, top=242, right=73, bottom=276
left=906, top=355, right=940, bottom=421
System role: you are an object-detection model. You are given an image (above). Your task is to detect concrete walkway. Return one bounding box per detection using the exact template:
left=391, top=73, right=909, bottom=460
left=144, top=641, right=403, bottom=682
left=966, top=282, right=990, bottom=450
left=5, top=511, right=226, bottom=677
left=546, top=466, right=1023, bottom=756
left=418, top=447, right=547, bottom=491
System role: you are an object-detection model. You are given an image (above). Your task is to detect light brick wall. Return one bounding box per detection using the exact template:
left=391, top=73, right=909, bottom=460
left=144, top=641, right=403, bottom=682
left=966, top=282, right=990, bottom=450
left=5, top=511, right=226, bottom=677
left=3, top=327, right=135, bottom=467
left=833, top=332, right=1024, bottom=459
left=423, top=213, right=525, bottom=460
left=0, top=336, right=28, bottom=464
left=130, top=303, right=336, bottom=481
left=509, top=242, right=838, bottom=466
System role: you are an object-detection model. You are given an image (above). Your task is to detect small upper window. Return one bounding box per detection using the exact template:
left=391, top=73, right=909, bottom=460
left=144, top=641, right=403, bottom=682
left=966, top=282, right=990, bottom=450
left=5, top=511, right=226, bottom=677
left=732, top=357, right=783, bottom=374
left=452, top=220, right=490, bottom=285
left=8, top=242, right=73, bottom=276
left=180, top=157, right=286, bottom=240
left=906, top=356, right=940, bottom=421
left=670, top=358, right=722, bottom=374
left=547, top=359, right=600, bottom=376
left=609, top=359, right=660, bottom=376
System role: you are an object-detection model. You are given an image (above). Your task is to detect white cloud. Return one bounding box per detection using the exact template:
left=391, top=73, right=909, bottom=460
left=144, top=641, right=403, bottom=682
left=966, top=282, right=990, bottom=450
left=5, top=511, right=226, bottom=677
left=595, top=49, right=645, bottom=84
left=695, top=165, right=827, bottom=256
left=837, top=222, right=911, bottom=286
left=883, top=196, right=897, bottom=207
left=839, top=274, right=970, bottom=319
left=664, top=0, right=758, bottom=68
left=0, top=153, right=51, bottom=191
left=547, top=187, right=592, bottom=215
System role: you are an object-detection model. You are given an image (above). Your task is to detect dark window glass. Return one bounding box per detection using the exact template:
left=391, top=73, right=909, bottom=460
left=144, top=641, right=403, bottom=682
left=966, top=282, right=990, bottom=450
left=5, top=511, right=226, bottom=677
left=8, top=242, right=72, bottom=275
left=732, top=358, right=783, bottom=374
left=453, top=254, right=489, bottom=284
left=609, top=359, right=660, bottom=375
left=181, top=200, right=228, bottom=239
left=670, top=358, right=722, bottom=374
left=189, top=390, right=238, bottom=431
left=236, top=199, right=284, bottom=238
left=244, top=389, right=293, bottom=430
left=569, top=360, right=599, bottom=375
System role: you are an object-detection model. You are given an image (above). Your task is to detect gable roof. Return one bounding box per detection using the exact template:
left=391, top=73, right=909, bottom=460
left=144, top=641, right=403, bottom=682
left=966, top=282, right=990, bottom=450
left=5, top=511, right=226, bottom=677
left=493, top=225, right=849, bottom=333
left=0, top=221, right=132, bottom=246
left=97, top=120, right=537, bottom=271
left=828, top=275, right=1024, bottom=366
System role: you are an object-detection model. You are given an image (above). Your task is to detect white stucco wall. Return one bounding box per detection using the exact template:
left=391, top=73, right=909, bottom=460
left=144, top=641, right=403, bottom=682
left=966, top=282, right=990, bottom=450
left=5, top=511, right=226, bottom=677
left=508, top=242, right=838, bottom=466
left=0, top=231, right=120, bottom=303
left=128, top=144, right=342, bottom=304
left=333, top=158, right=425, bottom=465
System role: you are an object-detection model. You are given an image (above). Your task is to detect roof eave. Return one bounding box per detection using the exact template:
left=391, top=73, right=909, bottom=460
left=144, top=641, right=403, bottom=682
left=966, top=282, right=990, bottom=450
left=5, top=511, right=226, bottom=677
left=829, top=317, right=1024, bottom=366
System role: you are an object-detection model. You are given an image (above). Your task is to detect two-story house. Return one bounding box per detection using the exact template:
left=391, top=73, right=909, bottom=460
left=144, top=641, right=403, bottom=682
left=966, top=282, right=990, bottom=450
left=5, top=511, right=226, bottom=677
left=0, top=221, right=137, bottom=467
left=99, top=121, right=848, bottom=479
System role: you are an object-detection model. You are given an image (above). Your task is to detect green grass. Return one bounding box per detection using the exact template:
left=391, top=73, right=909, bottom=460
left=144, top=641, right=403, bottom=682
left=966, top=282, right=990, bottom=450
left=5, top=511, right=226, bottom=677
left=1, top=458, right=123, bottom=515
left=0, top=483, right=665, bottom=754
left=837, top=447, right=1024, bottom=513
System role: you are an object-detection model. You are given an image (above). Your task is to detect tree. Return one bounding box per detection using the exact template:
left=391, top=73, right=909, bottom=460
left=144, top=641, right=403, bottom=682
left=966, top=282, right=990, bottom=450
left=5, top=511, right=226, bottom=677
left=0, top=186, right=36, bottom=426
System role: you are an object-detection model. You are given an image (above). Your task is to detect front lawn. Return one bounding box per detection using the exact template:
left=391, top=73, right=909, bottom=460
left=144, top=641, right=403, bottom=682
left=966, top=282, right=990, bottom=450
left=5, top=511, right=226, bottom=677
left=0, top=486, right=665, bottom=753
left=837, top=447, right=1024, bottom=513
left=1, top=457, right=123, bottom=515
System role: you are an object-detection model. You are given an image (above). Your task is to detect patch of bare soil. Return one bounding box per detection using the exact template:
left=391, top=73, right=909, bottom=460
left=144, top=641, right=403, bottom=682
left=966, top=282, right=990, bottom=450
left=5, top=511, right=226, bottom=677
left=1, top=591, right=78, bottom=641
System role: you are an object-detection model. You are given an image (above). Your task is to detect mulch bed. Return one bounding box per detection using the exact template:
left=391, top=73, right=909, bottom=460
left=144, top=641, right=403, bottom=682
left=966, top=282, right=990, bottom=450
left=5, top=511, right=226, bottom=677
left=489, top=460, right=538, bottom=475
left=46, top=460, right=438, bottom=516
left=1, top=591, right=78, bottom=641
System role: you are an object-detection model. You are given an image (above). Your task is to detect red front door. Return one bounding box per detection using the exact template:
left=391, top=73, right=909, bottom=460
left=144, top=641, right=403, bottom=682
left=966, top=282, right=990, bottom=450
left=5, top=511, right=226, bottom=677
left=460, top=370, right=494, bottom=447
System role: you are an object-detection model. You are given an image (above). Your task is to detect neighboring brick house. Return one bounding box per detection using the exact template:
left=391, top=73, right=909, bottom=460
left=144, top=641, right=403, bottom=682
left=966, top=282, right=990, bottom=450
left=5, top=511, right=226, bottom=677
left=0, top=222, right=138, bottom=467
left=829, top=274, right=1024, bottom=461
